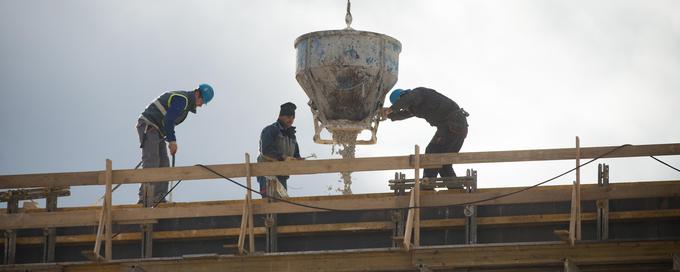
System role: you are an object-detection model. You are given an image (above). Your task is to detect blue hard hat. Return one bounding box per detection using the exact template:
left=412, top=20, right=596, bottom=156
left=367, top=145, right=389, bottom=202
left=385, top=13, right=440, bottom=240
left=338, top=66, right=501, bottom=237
left=198, top=83, right=214, bottom=104
left=389, top=89, right=405, bottom=105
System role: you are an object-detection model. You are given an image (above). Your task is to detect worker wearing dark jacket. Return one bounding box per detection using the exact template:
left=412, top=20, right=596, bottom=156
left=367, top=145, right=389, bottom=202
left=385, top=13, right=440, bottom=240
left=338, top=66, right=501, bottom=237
left=257, top=102, right=303, bottom=196
left=136, top=84, right=214, bottom=204
left=382, top=87, right=469, bottom=178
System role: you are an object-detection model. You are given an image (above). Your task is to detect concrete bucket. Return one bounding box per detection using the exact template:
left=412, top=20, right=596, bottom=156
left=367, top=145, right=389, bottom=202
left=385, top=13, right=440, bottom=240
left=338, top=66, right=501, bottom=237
left=294, top=29, right=401, bottom=144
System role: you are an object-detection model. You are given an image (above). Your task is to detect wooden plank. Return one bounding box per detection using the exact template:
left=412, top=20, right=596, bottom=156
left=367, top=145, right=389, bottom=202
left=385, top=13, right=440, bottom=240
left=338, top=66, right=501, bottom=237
left=245, top=153, right=255, bottom=254
left=569, top=180, right=576, bottom=245
left=1, top=180, right=679, bottom=230
left=0, top=187, right=69, bottom=202
left=14, top=207, right=673, bottom=246
left=104, top=159, right=112, bottom=261
left=2, top=143, right=679, bottom=189
left=10, top=240, right=675, bottom=272
left=415, top=240, right=680, bottom=269
left=92, top=198, right=105, bottom=257
left=237, top=196, right=248, bottom=254
left=236, top=154, right=252, bottom=254
left=421, top=143, right=680, bottom=166
left=403, top=190, right=415, bottom=250
left=5, top=209, right=680, bottom=246
left=0, top=171, right=101, bottom=189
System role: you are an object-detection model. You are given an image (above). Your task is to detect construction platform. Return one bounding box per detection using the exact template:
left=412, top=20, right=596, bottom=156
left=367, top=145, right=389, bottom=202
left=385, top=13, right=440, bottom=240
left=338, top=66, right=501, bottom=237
left=1, top=143, right=679, bottom=271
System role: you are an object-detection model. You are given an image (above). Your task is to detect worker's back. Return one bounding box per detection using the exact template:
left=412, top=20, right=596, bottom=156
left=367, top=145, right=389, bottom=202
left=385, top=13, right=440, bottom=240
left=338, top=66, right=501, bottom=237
left=404, top=87, right=461, bottom=126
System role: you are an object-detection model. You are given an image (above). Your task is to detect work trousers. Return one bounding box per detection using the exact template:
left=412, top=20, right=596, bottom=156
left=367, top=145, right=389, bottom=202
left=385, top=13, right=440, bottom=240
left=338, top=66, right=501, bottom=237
left=423, top=121, right=468, bottom=178
left=136, top=120, right=169, bottom=204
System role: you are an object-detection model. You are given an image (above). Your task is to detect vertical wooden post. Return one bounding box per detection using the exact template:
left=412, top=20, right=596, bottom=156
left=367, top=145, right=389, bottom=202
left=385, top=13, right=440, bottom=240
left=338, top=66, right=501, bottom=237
left=87, top=171, right=108, bottom=261
left=238, top=153, right=256, bottom=255
left=413, top=145, right=421, bottom=247
left=245, top=153, right=255, bottom=254
left=3, top=193, right=18, bottom=265
left=93, top=208, right=105, bottom=258
left=104, top=159, right=113, bottom=261
left=569, top=137, right=582, bottom=246
left=575, top=137, right=581, bottom=241
left=237, top=200, right=248, bottom=254
left=402, top=189, right=415, bottom=250
left=403, top=145, right=422, bottom=250
left=596, top=163, right=610, bottom=241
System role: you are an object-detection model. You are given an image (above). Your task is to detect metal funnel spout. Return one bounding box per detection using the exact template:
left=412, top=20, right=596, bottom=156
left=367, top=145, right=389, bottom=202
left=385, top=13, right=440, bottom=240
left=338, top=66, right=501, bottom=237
left=294, top=29, right=402, bottom=145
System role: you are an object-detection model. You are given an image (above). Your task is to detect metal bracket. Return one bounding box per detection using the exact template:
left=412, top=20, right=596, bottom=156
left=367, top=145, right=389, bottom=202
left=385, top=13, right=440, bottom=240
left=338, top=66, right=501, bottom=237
left=311, top=110, right=381, bottom=145
left=391, top=172, right=406, bottom=248
left=42, top=191, right=57, bottom=263
left=265, top=179, right=278, bottom=253
left=596, top=163, right=610, bottom=241
left=464, top=169, right=478, bottom=244
left=141, top=224, right=153, bottom=258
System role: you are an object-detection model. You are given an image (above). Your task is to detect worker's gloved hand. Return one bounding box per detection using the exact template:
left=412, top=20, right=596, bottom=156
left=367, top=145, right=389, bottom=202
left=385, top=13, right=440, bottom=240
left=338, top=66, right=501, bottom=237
left=169, top=141, right=178, bottom=155
left=378, top=107, right=392, bottom=120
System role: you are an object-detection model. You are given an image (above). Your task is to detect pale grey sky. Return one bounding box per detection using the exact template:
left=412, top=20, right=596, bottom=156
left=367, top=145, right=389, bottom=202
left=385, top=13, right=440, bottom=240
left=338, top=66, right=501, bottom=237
left=1, top=0, right=679, bottom=208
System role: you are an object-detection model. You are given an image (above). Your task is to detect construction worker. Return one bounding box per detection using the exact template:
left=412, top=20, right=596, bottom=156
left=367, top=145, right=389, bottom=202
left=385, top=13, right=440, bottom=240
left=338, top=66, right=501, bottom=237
left=257, top=102, right=304, bottom=197
left=381, top=87, right=469, bottom=179
left=136, top=84, right=214, bottom=204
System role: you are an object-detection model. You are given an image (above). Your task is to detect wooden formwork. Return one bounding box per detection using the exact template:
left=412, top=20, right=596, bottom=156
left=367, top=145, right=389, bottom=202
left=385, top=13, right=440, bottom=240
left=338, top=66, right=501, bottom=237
left=1, top=142, right=679, bottom=271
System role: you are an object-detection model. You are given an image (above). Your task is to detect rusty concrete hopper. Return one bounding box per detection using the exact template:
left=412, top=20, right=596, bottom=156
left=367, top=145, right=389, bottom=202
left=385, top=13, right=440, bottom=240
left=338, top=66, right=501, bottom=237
left=294, top=30, right=401, bottom=144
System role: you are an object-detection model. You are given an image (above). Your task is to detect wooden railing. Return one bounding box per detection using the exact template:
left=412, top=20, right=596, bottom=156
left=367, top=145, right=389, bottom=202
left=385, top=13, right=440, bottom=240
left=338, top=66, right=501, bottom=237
left=1, top=143, right=679, bottom=189
left=1, top=142, right=679, bottom=262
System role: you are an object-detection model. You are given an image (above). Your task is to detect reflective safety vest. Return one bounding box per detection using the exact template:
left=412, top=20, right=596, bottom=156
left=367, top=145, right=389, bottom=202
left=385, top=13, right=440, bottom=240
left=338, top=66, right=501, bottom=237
left=138, top=91, right=197, bottom=136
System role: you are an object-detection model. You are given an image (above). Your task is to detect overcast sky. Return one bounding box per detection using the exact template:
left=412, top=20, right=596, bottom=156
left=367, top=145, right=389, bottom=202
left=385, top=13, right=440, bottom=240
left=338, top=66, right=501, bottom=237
left=1, top=0, right=679, bottom=208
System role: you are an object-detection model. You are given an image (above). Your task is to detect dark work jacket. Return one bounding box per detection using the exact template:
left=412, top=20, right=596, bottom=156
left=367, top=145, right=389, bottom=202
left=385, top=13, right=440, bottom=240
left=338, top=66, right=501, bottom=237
left=258, top=120, right=301, bottom=181
left=258, top=120, right=301, bottom=162
left=388, top=87, right=468, bottom=127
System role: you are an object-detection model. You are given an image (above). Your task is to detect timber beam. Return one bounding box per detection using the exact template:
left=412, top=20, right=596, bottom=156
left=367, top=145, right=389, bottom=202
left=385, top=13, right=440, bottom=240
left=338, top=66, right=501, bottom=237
left=0, top=240, right=678, bottom=272
left=1, top=143, right=678, bottom=189
left=1, top=180, right=679, bottom=230
left=1, top=208, right=679, bottom=246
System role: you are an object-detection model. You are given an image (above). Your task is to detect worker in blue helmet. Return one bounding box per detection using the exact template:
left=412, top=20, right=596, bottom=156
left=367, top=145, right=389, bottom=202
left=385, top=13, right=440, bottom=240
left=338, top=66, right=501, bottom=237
left=381, top=87, right=469, bottom=181
left=135, top=83, right=214, bottom=205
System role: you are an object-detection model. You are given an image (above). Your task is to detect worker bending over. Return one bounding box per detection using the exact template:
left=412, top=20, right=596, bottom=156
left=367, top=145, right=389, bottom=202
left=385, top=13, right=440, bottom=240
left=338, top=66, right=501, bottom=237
left=257, top=102, right=304, bottom=197
left=136, top=84, right=214, bottom=204
left=382, top=87, right=468, bottom=179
